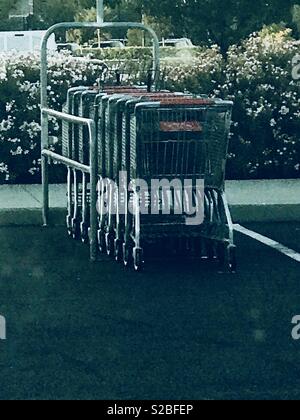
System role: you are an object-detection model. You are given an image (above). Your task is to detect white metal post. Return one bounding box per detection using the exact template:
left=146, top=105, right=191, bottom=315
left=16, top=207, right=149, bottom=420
left=97, top=0, right=104, bottom=23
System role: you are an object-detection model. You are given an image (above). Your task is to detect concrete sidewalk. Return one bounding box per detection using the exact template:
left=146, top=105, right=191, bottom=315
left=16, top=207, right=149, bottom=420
left=0, top=179, right=300, bottom=226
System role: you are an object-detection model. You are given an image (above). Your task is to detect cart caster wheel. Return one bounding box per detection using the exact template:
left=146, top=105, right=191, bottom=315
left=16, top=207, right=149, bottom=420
left=80, top=222, right=89, bottom=244
left=66, top=216, right=72, bottom=236
left=71, top=219, right=80, bottom=240
left=123, top=243, right=132, bottom=268
left=106, top=233, right=115, bottom=257
left=98, top=230, right=106, bottom=253
left=207, top=240, right=217, bottom=261
left=219, top=244, right=237, bottom=273
left=225, top=245, right=237, bottom=273
left=114, top=239, right=123, bottom=262
left=133, top=247, right=144, bottom=272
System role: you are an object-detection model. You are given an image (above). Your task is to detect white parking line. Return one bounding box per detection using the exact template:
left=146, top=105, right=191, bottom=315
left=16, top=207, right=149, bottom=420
left=234, top=224, right=300, bottom=263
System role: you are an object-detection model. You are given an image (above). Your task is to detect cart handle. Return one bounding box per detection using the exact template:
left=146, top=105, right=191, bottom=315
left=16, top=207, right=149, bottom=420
left=41, top=21, right=160, bottom=112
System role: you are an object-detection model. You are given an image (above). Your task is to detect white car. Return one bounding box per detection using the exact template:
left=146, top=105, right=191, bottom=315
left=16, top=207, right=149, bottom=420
left=90, top=40, right=125, bottom=49
left=160, top=38, right=194, bottom=48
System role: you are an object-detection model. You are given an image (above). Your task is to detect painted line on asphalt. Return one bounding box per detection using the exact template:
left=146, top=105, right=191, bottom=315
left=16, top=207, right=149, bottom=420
left=234, top=224, right=300, bottom=263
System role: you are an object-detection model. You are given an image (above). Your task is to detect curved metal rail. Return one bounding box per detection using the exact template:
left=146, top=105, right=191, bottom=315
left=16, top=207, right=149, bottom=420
left=40, top=8, right=161, bottom=261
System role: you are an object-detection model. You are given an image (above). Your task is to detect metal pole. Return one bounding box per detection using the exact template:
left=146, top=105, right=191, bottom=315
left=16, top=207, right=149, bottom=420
left=41, top=40, right=49, bottom=226
left=96, top=0, right=104, bottom=23
left=89, top=121, right=98, bottom=262
left=96, top=0, right=104, bottom=47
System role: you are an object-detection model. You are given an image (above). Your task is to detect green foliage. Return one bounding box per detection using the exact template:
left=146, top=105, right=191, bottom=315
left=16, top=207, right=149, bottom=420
left=0, top=52, right=104, bottom=183
left=0, top=0, right=18, bottom=30
left=81, top=46, right=203, bottom=60
left=142, top=0, right=299, bottom=52
left=219, top=29, right=300, bottom=179
left=0, top=27, right=299, bottom=183
left=293, top=4, right=300, bottom=34
left=2, top=0, right=299, bottom=52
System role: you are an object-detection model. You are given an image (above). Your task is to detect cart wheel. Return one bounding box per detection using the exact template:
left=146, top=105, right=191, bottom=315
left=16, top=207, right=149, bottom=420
left=71, top=218, right=80, bottom=240
left=225, top=245, right=237, bottom=273
left=114, top=239, right=123, bottom=262
left=204, top=239, right=216, bottom=261
left=80, top=223, right=89, bottom=244
left=98, top=230, right=106, bottom=253
left=123, top=243, right=132, bottom=268
left=133, top=247, right=144, bottom=272
left=66, top=216, right=72, bottom=237
left=219, top=244, right=237, bottom=273
left=106, top=233, right=115, bottom=257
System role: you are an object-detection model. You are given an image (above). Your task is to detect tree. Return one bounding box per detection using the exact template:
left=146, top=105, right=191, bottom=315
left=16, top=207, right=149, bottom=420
left=1, top=0, right=299, bottom=50
left=31, top=0, right=78, bottom=29
left=141, top=0, right=300, bottom=53
left=70, top=0, right=142, bottom=44
left=0, top=0, right=18, bottom=30
left=293, top=4, right=300, bottom=34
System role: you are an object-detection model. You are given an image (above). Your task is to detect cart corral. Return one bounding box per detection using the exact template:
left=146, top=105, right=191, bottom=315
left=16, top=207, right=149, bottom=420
left=40, top=0, right=236, bottom=272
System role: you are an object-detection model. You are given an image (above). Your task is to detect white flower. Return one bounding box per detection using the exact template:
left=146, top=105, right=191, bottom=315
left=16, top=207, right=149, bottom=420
left=279, top=106, right=290, bottom=116
left=0, top=162, right=9, bottom=173
left=6, top=101, right=16, bottom=113
left=0, top=116, right=14, bottom=132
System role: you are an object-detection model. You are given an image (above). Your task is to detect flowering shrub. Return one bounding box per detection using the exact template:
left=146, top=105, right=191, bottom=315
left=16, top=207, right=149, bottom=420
left=218, top=29, right=300, bottom=179
left=0, top=52, right=105, bottom=183
left=159, top=30, right=300, bottom=179
left=161, top=45, right=224, bottom=94
left=0, top=29, right=299, bottom=183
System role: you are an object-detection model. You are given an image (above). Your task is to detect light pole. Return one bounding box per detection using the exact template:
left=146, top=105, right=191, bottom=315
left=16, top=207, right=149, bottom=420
left=96, top=0, right=104, bottom=48
left=96, top=0, right=104, bottom=23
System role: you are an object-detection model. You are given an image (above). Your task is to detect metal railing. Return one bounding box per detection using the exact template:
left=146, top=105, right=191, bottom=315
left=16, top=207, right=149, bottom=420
left=41, top=108, right=98, bottom=261
left=40, top=1, right=161, bottom=261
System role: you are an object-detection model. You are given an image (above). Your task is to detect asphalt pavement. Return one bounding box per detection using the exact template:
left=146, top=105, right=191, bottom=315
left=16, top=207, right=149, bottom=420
left=0, top=224, right=299, bottom=400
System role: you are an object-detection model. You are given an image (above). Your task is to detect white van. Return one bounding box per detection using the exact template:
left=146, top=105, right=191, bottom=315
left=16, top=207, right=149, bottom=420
left=0, top=31, right=57, bottom=53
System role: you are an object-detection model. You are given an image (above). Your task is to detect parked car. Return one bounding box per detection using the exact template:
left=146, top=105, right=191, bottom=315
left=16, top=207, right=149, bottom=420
left=160, top=38, right=194, bottom=48
left=0, top=30, right=57, bottom=52
left=57, top=43, right=80, bottom=53
left=90, top=40, right=125, bottom=49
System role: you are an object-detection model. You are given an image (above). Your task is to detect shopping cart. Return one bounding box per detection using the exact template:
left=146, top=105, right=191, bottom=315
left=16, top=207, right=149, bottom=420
left=96, top=88, right=149, bottom=253
left=120, top=97, right=235, bottom=272
left=62, top=88, right=98, bottom=242
left=107, top=92, right=188, bottom=261
left=98, top=91, right=207, bottom=262
left=62, top=86, right=89, bottom=239
left=63, top=87, right=147, bottom=244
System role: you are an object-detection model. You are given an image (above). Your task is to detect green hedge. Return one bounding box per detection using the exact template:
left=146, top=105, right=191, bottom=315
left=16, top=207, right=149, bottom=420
left=0, top=29, right=299, bottom=184
left=80, top=46, right=204, bottom=60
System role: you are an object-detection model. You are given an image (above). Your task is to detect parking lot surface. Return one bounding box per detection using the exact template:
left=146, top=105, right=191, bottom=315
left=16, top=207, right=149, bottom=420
left=0, top=223, right=300, bottom=400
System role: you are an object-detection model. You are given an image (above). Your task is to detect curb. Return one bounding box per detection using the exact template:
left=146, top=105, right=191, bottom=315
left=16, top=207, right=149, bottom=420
left=1, top=205, right=300, bottom=227
left=0, top=180, right=300, bottom=226
left=0, top=208, right=65, bottom=226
